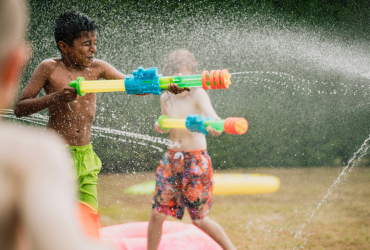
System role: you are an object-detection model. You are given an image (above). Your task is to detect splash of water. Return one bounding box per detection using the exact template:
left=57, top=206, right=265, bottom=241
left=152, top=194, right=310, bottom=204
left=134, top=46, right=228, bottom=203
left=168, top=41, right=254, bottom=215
left=293, top=134, right=370, bottom=249
left=232, top=70, right=370, bottom=97
left=0, top=109, right=174, bottom=152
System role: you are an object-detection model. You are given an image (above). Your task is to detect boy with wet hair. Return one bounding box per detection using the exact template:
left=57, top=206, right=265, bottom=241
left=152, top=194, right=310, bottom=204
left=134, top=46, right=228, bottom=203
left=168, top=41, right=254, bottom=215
left=0, top=1, right=112, bottom=249
left=14, top=10, right=184, bottom=213
left=147, top=49, right=236, bottom=250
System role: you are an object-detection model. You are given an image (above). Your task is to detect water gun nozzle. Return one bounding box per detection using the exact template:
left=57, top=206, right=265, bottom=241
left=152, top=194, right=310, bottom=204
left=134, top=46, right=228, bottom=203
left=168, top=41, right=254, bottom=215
left=202, top=69, right=231, bottom=90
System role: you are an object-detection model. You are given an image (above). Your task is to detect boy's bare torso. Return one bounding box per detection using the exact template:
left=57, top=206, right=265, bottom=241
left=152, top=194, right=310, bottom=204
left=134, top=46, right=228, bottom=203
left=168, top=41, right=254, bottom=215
left=43, top=58, right=102, bottom=146
left=162, top=88, right=219, bottom=151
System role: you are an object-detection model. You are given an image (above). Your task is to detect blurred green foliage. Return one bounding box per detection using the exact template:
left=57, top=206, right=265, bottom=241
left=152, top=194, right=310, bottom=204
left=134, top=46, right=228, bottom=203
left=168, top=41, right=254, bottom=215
left=16, top=0, right=370, bottom=171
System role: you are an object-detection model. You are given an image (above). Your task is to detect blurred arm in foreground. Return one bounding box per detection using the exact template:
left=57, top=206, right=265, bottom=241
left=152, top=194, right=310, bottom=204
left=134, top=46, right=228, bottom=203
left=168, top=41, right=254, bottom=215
left=0, top=1, right=112, bottom=249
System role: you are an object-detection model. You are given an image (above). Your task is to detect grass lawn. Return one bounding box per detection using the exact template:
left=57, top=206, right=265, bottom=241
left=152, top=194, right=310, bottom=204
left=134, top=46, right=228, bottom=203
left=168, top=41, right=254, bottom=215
left=98, top=167, right=370, bottom=249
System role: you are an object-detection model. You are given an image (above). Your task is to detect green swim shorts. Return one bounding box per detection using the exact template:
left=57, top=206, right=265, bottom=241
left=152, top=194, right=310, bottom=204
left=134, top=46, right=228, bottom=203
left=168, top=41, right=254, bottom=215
left=68, top=143, right=102, bottom=212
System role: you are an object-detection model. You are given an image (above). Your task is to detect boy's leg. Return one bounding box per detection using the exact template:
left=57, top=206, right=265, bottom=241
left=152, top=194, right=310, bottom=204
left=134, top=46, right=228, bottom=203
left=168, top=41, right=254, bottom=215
left=78, top=202, right=100, bottom=239
left=184, top=150, right=236, bottom=250
left=147, top=209, right=167, bottom=250
left=149, top=149, right=184, bottom=250
left=79, top=182, right=99, bottom=211
left=69, top=144, right=102, bottom=238
left=192, top=217, right=237, bottom=250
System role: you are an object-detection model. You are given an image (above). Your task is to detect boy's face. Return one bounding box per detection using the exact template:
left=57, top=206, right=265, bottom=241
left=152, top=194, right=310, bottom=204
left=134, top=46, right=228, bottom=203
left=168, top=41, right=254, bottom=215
left=68, top=31, right=97, bottom=67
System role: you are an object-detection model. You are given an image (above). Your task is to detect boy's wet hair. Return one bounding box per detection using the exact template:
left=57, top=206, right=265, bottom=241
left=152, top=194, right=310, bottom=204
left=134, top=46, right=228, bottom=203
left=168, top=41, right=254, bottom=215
left=163, top=49, right=198, bottom=76
left=54, top=10, right=100, bottom=51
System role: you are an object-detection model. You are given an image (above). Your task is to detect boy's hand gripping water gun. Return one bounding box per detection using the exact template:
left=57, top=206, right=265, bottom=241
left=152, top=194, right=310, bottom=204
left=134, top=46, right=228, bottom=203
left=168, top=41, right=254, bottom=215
left=157, top=114, right=248, bottom=135
left=69, top=67, right=231, bottom=96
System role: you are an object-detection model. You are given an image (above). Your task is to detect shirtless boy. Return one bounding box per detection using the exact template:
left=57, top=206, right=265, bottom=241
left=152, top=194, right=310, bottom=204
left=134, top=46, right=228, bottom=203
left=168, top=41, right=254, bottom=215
left=0, top=1, right=112, bottom=249
left=147, top=49, right=237, bottom=250
left=14, top=10, right=183, bottom=213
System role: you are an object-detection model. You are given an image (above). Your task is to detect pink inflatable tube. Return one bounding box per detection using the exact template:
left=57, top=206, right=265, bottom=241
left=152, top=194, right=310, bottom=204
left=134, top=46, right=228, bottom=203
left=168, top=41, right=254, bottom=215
left=100, top=221, right=222, bottom=250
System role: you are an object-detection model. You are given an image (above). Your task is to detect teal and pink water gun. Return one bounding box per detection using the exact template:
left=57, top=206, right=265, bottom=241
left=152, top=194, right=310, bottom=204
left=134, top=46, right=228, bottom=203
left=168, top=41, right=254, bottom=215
left=157, top=114, right=248, bottom=135
left=69, top=67, right=231, bottom=96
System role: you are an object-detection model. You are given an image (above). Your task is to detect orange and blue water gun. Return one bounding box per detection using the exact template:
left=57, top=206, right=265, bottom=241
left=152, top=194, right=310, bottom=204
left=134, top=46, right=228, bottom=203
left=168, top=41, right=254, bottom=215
left=69, top=67, right=231, bottom=96
left=157, top=114, right=248, bottom=135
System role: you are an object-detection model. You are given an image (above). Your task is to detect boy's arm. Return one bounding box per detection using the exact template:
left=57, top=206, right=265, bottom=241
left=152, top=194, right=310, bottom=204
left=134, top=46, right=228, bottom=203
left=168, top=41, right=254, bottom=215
left=154, top=94, right=169, bottom=133
left=14, top=60, right=77, bottom=117
left=194, top=89, right=223, bottom=136
left=97, top=59, right=126, bottom=80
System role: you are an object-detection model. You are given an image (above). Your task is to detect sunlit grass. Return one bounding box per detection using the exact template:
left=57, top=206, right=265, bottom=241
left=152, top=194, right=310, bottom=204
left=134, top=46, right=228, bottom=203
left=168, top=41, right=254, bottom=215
left=98, top=167, right=370, bottom=249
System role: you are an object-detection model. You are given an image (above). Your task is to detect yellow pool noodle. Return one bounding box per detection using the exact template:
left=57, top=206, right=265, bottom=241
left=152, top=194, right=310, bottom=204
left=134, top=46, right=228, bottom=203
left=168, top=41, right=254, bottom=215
left=161, top=118, right=186, bottom=129
left=79, top=80, right=126, bottom=93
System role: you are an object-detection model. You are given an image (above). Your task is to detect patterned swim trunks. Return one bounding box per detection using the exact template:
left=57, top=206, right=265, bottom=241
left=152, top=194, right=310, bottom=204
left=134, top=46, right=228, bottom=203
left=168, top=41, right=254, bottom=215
left=152, top=149, right=214, bottom=220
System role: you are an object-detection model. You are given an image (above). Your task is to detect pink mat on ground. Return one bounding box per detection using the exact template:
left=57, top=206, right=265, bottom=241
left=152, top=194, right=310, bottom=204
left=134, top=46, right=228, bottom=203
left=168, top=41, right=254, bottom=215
left=99, top=221, right=222, bottom=250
